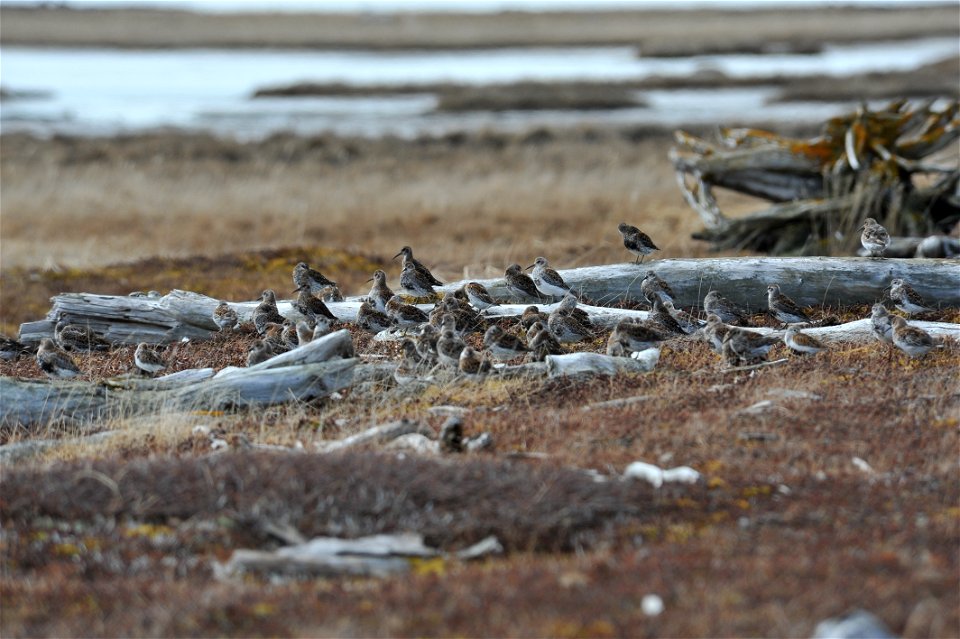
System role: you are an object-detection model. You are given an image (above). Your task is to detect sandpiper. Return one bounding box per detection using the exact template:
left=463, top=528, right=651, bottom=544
left=556, top=293, right=593, bottom=330
left=261, top=323, right=289, bottom=354
left=36, top=338, right=81, bottom=379
left=662, top=300, right=703, bottom=335
left=386, top=295, right=429, bottom=328
left=54, top=320, right=111, bottom=352
left=292, top=261, right=337, bottom=295
left=520, top=305, right=549, bottom=331
left=311, top=316, right=334, bottom=341
left=134, top=342, right=166, bottom=376
left=415, top=324, right=440, bottom=364
left=366, top=270, right=394, bottom=313
left=547, top=308, right=592, bottom=344
left=640, top=271, right=675, bottom=306
left=483, top=325, right=531, bottom=361
left=281, top=321, right=300, bottom=351
left=394, top=339, right=424, bottom=384
left=606, top=332, right=628, bottom=357
left=703, top=290, right=749, bottom=326
left=889, top=278, right=933, bottom=316
left=462, top=282, right=500, bottom=311
left=701, top=314, right=732, bottom=353
left=649, top=298, right=688, bottom=336
left=890, top=316, right=937, bottom=358
left=504, top=263, right=543, bottom=301
left=722, top=328, right=780, bottom=365
left=247, top=340, right=274, bottom=366
left=527, top=256, right=573, bottom=299
left=610, top=319, right=668, bottom=353
left=394, top=246, right=443, bottom=287
left=784, top=325, right=827, bottom=355
left=0, top=335, right=29, bottom=362
left=436, top=328, right=466, bottom=369
left=319, top=285, right=345, bottom=303
left=293, top=284, right=337, bottom=322
left=399, top=261, right=437, bottom=297
left=253, top=290, right=286, bottom=336
left=869, top=303, right=894, bottom=345
left=296, top=320, right=316, bottom=345
left=356, top=300, right=393, bottom=333
left=529, top=323, right=564, bottom=361
left=458, top=346, right=490, bottom=376
left=212, top=301, right=239, bottom=332
left=618, top=222, right=660, bottom=264
left=767, top=284, right=812, bottom=325
left=859, top=217, right=890, bottom=258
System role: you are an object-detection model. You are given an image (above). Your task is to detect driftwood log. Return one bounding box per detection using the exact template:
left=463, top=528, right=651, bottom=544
left=671, top=100, right=960, bottom=255
left=0, top=332, right=357, bottom=430
left=17, top=257, right=960, bottom=345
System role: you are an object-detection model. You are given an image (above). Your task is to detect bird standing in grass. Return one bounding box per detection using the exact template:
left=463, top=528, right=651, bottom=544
left=722, top=328, right=781, bottom=365
left=618, top=222, right=660, bottom=264
left=890, top=316, right=936, bottom=358
left=858, top=217, right=890, bottom=258
left=767, top=284, right=812, bottom=325
left=483, top=325, right=531, bottom=361
left=784, top=325, right=827, bottom=355
left=889, top=278, right=933, bottom=316
left=134, top=342, right=166, bottom=376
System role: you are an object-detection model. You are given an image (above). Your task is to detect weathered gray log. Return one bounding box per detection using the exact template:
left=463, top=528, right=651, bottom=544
left=0, top=357, right=357, bottom=430
left=317, top=419, right=434, bottom=452
left=546, top=350, right=660, bottom=377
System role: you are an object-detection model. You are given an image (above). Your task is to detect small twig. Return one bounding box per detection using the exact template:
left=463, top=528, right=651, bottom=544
left=720, top=357, right=789, bottom=373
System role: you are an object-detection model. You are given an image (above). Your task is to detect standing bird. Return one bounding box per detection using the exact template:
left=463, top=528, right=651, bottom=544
left=461, top=282, right=500, bottom=312
left=704, top=290, right=749, bottom=326
left=722, top=328, right=781, bottom=365
left=36, top=338, right=81, bottom=379
left=386, top=295, right=430, bottom=328
left=436, top=329, right=466, bottom=369
left=520, top=305, right=550, bottom=331
left=767, top=284, right=812, bottom=325
left=547, top=308, right=592, bottom=344
left=890, top=316, right=937, bottom=358
left=296, top=320, right=316, bottom=346
left=366, top=270, right=394, bottom=313
left=253, top=290, right=286, bottom=336
left=649, top=298, right=688, bottom=336
left=134, top=342, right=166, bottom=376
left=858, top=217, right=890, bottom=258
left=701, top=314, right=732, bottom=354
left=247, top=340, right=274, bottom=367
left=293, top=284, right=337, bottom=322
left=527, top=256, right=573, bottom=299
left=504, top=264, right=543, bottom=302
left=869, top=303, right=894, bottom=345
left=311, top=316, right=334, bottom=341
left=394, top=246, right=443, bottom=287
left=889, top=278, right=933, bottom=316
left=556, top=293, right=593, bottom=330
left=212, top=301, right=239, bottom=333
left=357, top=299, right=394, bottom=334
left=640, top=271, right=675, bottom=306
left=483, top=325, right=531, bottom=361
left=54, top=320, right=111, bottom=352
left=529, top=322, right=564, bottom=361
left=662, top=300, right=703, bottom=335
left=618, top=222, right=660, bottom=264
left=458, top=346, right=490, bottom=376
left=784, top=325, right=827, bottom=355
left=292, top=261, right=337, bottom=296
left=399, top=261, right=437, bottom=297
left=394, top=339, right=424, bottom=385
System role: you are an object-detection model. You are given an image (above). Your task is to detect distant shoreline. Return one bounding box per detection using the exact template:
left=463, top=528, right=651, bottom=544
left=2, top=5, right=957, bottom=50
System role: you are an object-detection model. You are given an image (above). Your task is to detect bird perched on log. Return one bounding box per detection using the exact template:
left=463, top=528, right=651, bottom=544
left=386, top=295, right=429, bottom=328
left=212, top=301, right=239, bottom=333
left=890, top=316, right=937, bottom=358
left=399, top=261, right=437, bottom=297
left=869, top=303, right=894, bottom=345
left=461, top=282, right=500, bottom=312
left=784, top=325, right=827, bottom=355
left=618, top=222, right=660, bottom=264
left=858, top=217, right=890, bottom=258
left=394, top=245, right=443, bottom=287
left=722, top=328, right=781, bottom=365
left=292, top=261, right=337, bottom=296
left=36, top=338, right=81, bottom=379
left=504, top=263, right=543, bottom=302
left=640, top=271, right=675, bottom=306
left=888, top=278, right=933, bottom=316
left=0, top=335, right=30, bottom=361
left=483, top=325, right=531, bottom=361
left=366, top=270, right=394, bottom=313
left=527, top=256, right=574, bottom=299
left=54, top=320, right=111, bottom=352
left=357, top=299, right=394, bottom=334
left=703, top=290, right=749, bottom=326
left=767, top=284, right=812, bottom=325
left=293, top=284, right=337, bottom=322
left=134, top=342, right=167, bottom=376
left=253, top=290, right=286, bottom=335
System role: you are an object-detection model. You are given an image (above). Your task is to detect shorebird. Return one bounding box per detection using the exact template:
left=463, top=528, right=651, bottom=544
left=704, top=290, right=749, bottom=326
left=701, top=314, right=732, bottom=354
left=859, top=217, right=890, bottom=258
left=281, top=321, right=299, bottom=351
left=212, top=301, right=239, bottom=332
left=556, top=293, right=593, bottom=330
left=889, top=278, right=933, bottom=316
left=394, top=246, right=443, bottom=287
left=292, top=261, right=337, bottom=295
left=618, top=222, right=660, bottom=264
left=293, top=284, right=337, bottom=322
left=247, top=340, right=274, bottom=366
left=394, top=338, right=424, bottom=384
left=261, top=323, right=289, bottom=354
left=722, top=328, right=780, bottom=365
left=459, top=346, right=490, bottom=376
left=399, top=261, right=437, bottom=297
left=520, top=305, right=550, bottom=331
left=253, top=290, right=286, bottom=336
left=54, top=320, right=111, bottom=352
left=319, top=285, right=345, bottom=303
left=529, top=322, right=564, bottom=361
left=767, top=284, right=812, bottom=325
left=869, top=303, right=894, bottom=345
left=386, top=295, right=429, bottom=328
left=415, top=324, right=440, bottom=364
left=504, top=263, right=543, bottom=301
left=527, top=256, right=573, bottom=299
left=649, top=298, right=688, bottom=336
left=483, top=325, right=531, bottom=361
left=0, top=335, right=29, bottom=362
left=662, top=300, right=703, bottom=335
left=784, top=325, right=827, bottom=355
left=436, top=328, right=466, bottom=369
left=134, top=342, right=166, bottom=376
left=311, top=316, right=334, bottom=340
left=462, top=282, right=500, bottom=311
left=547, top=308, right=592, bottom=344
left=356, top=299, right=394, bottom=334
left=366, top=270, right=394, bottom=313
left=606, top=332, right=628, bottom=357
left=610, top=319, right=669, bottom=353
left=890, top=316, right=937, bottom=358
left=36, top=338, right=81, bottom=379
left=296, top=320, right=315, bottom=345
left=640, top=271, right=675, bottom=306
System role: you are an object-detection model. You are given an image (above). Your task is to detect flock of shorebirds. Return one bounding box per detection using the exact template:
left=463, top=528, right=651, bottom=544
left=6, top=216, right=945, bottom=383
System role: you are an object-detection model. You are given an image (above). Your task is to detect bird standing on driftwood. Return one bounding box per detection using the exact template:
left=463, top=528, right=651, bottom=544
left=618, top=222, right=660, bottom=264
left=394, top=246, right=443, bottom=288
left=858, top=217, right=890, bottom=258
